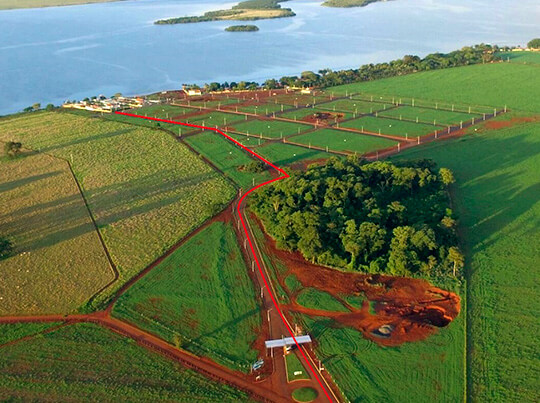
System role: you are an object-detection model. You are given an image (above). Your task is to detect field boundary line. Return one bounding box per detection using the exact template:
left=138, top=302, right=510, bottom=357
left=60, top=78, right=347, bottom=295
left=114, top=111, right=337, bottom=403
left=63, top=159, right=120, bottom=307
left=0, top=140, right=119, bottom=309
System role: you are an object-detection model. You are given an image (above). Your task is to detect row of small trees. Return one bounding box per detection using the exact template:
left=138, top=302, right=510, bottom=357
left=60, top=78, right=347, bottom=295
left=201, top=44, right=498, bottom=92
left=250, top=157, right=464, bottom=278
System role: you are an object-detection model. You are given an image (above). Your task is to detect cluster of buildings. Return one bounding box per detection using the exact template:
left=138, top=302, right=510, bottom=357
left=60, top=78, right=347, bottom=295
left=62, top=96, right=155, bottom=113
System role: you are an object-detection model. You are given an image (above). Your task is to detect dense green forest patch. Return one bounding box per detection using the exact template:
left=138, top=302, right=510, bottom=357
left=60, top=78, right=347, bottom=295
left=251, top=157, right=463, bottom=277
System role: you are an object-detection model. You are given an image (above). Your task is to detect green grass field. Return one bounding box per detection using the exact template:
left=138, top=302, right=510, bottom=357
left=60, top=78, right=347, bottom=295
left=255, top=142, right=334, bottom=167
left=300, top=309, right=465, bottom=402
left=285, top=353, right=310, bottom=381
left=379, top=106, right=480, bottom=126
left=342, top=116, right=438, bottom=137
left=393, top=116, right=540, bottom=402
left=233, top=119, right=311, bottom=139
left=185, top=132, right=271, bottom=189
left=0, top=112, right=235, bottom=306
left=178, top=111, right=244, bottom=128
left=290, top=128, right=397, bottom=153
left=225, top=131, right=267, bottom=147
left=0, top=323, right=61, bottom=345
left=296, top=288, right=348, bottom=312
left=113, top=222, right=261, bottom=372
left=73, top=107, right=200, bottom=136
left=0, top=150, right=113, bottom=315
left=236, top=102, right=286, bottom=115
left=331, top=62, right=540, bottom=113
left=292, top=387, right=318, bottom=402
left=0, top=323, right=249, bottom=401
left=497, top=51, right=540, bottom=65
left=317, top=98, right=388, bottom=114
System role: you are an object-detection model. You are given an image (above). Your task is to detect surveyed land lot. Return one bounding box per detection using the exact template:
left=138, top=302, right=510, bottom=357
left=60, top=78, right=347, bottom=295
left=113, top=222, right=261, bottom=372
left=185, top=132, right=271, bottom=189
left=0, top=151, right=113, bottom=315
left=0, top=112, right=235, bottom=306
left=291, top=128, right=397, bottom=153
left=0, top=323, right=249, bottom=401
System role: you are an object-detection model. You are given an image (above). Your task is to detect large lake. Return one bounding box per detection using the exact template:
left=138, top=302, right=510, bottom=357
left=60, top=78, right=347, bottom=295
left=1, top=0, right=538, bottom=115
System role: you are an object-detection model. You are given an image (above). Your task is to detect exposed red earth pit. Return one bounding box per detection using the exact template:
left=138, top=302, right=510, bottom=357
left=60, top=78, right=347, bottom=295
left=482, top=115, right=539, bottom=130
left=300, top=112, right=344, bottom=126
left=252, top=217, right=460, bottom=347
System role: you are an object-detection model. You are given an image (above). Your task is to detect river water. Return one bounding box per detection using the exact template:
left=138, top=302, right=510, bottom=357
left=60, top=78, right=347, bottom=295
left=0, top=0, right=538, bottom=115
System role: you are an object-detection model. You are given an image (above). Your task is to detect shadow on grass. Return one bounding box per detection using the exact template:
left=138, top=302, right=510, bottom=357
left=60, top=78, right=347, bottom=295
left=1, top=169, right=218, bottom=254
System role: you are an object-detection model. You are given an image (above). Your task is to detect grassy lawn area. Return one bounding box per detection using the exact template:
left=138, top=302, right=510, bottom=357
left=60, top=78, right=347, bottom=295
left=292, top=387, right=318, bottom=402
left=330, top=62, right=540, bottom=113
left=178, top=111, right=244, bottom=128
left=233, top=119, right=311, bottom=139
left=379, top=105, right=481, bottom=126
left=185, top=131, right=271, bottom=189
left=285, top=353, right=310, bottom=382
left=225, top=131, right=267, bottom=147
left=342, top=115, right=438, bottom=137
left=0, top=112, right=235, bottom=307
left=317, top=98, right=388, bottom=114
left=0, top=150, right=113, bottom=315
left=113, top=222, right=261, bottom=372
left=255, top=142, right=334, bottom=167
left=300, top=307, right=465, bottom=402
left=497, top=51, right=540, bottom=65
left=0, top=323, right=249, bottom=401
left=236, top=102, right=286, bottom=115
left=0, top=323, right=61, bottom=345
left=291, top=128, right=397, bottom=153
left=296, top=288, right=348, bottom=312
left=393, top=116, right=540, bottom=402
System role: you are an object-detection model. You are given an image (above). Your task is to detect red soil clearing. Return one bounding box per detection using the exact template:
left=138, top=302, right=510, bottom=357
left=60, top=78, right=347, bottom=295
left=482, top=115, right=539, bottom=130
left=255, top=219, right=461, bottom=347
left=301, top=112, right=344, bottom=126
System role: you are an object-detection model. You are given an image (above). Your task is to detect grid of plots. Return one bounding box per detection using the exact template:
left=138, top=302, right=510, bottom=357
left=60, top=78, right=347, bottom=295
left=378, top=106, right=481, bottom=126
left=231, top=119, right=311, bottom=139
left=317, top=99, right=389, bottom=114
left=290, top=129, right=398, bottom=153
left=350, top=94, right=496, bottom=114
left=185, top=132, right=270, bottom=189
left=256, top=142, right=334, bottom=167
left=341, top=116, right=438, bottom=138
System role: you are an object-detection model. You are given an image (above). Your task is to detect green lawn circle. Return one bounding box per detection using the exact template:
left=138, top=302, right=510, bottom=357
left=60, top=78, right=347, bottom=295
left=292, top=387, right=318, bottom=402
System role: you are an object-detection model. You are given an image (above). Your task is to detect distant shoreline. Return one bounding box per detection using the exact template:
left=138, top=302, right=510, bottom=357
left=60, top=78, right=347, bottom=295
left=0, top=0, right=126, bottom=11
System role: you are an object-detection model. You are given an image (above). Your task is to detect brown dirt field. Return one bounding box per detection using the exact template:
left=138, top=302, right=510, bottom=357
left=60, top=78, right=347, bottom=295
left=482, top=115, right=539, bottom=130
left=301, top=112, right=344, bottom=126
left=172, top=109, right=210, bottom=121
left=254, top=217, right=460, bottom=347
left=289, top=158, right=330, bottom=171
